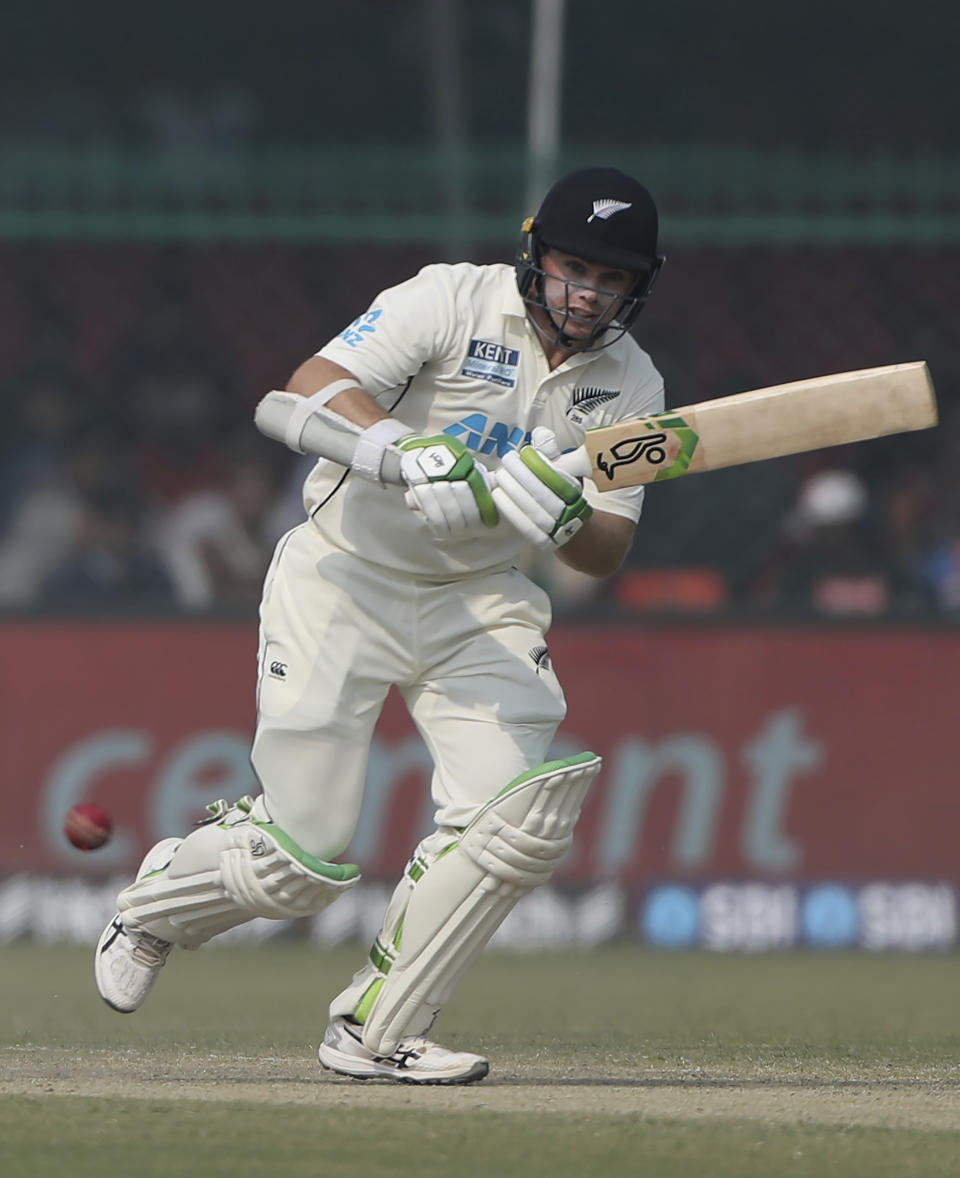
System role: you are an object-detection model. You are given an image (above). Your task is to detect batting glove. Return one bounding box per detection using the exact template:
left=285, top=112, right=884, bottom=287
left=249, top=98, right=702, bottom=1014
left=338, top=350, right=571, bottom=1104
left=399, top=435, right=499, bottom=536
left=493, top=427, right=592, bottom=548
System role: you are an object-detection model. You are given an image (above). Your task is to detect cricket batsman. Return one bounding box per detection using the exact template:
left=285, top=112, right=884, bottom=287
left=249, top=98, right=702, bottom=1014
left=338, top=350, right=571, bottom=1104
left=95, top=167, right=666, bottom=1084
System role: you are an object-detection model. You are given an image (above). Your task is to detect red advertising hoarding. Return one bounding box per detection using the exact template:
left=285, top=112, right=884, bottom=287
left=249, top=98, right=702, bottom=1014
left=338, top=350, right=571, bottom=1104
left=1, top=620, right=957, bottom=882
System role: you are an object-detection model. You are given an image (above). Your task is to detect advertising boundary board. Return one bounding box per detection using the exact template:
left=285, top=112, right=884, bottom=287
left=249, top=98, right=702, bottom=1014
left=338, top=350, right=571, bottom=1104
left=1, top=619, right=957, bottom=887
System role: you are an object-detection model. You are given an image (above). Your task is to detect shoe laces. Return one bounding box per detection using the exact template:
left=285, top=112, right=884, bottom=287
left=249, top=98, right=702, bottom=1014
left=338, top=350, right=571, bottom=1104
left=397, top=1034, right=445, bottom=1054
left=130, top=931, right=173, bottom=968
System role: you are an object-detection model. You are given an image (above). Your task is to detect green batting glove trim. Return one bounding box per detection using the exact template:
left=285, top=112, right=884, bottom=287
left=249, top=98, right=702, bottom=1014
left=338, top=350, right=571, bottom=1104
left=465, top=466, right=500, bottom=527
left=519, top=446, right=582, bottom=504
left=398, top=433, right=468, bottom=470
left=518, top=446, right=591, bottom=539
left=553, top=498, right=593, bottom=539
left=399, top=434, right=499, bottom=527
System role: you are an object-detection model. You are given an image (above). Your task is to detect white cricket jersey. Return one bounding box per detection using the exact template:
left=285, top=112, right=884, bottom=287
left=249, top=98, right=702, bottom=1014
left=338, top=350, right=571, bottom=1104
left=307, top=261, right=665, bottom=578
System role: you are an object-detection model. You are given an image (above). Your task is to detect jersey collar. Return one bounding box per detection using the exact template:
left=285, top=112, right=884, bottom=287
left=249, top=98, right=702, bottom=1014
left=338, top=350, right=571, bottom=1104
left=501, top=266, right=529, bottom=320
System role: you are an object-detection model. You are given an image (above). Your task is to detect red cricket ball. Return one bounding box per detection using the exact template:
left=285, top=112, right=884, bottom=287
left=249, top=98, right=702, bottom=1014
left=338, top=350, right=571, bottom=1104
left=64, top=803, right=114, bottom=851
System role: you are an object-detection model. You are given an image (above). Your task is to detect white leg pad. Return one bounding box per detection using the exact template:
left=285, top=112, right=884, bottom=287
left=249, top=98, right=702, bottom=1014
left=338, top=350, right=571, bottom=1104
left=354, top=752, right=601, bottom=1055
left=117, top=798, right=361, bottom=949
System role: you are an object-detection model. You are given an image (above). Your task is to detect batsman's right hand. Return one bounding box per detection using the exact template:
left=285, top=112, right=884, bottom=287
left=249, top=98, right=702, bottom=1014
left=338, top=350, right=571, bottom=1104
left=398, top=435, right=499, bottom=537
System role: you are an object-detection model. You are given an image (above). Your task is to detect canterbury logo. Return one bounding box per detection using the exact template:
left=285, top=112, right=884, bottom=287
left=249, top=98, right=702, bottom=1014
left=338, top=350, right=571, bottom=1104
left=269, top=660, right=287, bottom=678
left=587, top=199, right=632, bottom=222
left=571, top=386, right=621, bottom=415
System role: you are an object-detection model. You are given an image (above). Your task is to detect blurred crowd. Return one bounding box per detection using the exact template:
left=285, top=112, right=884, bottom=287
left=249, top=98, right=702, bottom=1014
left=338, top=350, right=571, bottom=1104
left=0, top=244, right=956, bottom=621
left=0, top=362, right=308, bottom=614
left=0, top=250, right=309, bottom=616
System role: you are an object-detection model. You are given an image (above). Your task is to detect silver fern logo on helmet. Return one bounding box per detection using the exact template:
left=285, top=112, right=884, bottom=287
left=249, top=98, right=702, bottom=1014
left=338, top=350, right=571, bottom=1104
left=587, top=199, right=632, bottom=223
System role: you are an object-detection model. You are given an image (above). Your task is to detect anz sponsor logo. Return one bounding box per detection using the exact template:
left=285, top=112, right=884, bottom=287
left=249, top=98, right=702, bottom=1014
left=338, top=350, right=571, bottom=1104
left=444, top=413, right=530, bottom=457
left=337, top=308, right=383, bottom=348
left=461, top=338, right=520, bottom=387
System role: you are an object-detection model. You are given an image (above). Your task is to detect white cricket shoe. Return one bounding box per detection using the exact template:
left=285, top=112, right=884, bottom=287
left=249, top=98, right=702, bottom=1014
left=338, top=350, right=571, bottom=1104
left=94, top=837, right=181, bottom=1013
left=318, top=1017, right=489, bottom=1085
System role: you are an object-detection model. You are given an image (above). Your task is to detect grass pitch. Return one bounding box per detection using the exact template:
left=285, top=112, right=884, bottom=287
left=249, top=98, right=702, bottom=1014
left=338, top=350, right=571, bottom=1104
left=2, top=942, right=959, bottom=1177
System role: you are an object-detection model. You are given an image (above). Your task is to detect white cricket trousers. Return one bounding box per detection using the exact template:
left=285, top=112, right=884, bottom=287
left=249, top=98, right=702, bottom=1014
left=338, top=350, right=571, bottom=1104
left=251, top=523, right=567, bottom=860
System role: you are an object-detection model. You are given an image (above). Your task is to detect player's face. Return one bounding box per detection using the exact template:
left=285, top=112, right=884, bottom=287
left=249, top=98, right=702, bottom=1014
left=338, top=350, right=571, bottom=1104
left=539, top=249, right=635, bottom=341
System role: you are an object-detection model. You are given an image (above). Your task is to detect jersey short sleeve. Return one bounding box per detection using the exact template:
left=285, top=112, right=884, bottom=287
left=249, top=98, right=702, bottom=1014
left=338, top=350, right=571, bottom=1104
left=316, top=264, right=463, bottom=402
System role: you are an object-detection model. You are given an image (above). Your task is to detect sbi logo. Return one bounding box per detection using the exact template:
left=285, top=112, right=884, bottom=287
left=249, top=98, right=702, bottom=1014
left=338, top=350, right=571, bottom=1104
left=642, top=885, right=700, bottom=947
left=444, top=413, right=530, bottom=457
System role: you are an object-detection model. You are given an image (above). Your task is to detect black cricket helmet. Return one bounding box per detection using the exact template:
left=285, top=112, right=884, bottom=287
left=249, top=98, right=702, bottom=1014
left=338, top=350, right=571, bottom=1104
left=516, top=167, right=665, bottom=350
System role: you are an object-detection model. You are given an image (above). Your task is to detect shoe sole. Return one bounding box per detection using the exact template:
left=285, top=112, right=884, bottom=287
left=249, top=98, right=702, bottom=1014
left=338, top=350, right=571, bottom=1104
left=317, top=1045, right=489, bottom=1086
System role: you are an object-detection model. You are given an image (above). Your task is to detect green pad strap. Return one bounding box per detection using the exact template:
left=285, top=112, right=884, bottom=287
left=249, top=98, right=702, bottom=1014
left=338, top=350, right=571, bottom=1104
left=249, top=819, right=361, bottom=882
left=203, top=795, right=360, bottom=881
left=491, top=750, right=600, bottom=801
left=354, top=977, right=384, bottom=1024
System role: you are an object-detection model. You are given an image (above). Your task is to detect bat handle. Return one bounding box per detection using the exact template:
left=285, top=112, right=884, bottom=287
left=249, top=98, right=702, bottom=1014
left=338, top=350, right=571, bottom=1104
left=357, top=443, right=589, bottom=488
left=255, top=391, right=594, bottom=487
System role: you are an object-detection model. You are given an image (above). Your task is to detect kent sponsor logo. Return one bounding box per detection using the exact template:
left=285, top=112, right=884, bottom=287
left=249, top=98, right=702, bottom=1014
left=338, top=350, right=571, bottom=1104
left=461, top=338, right=519, bottom=387
left=444, top=413, right=530, bottom=457
left=469, top=339, right=517, bottom=365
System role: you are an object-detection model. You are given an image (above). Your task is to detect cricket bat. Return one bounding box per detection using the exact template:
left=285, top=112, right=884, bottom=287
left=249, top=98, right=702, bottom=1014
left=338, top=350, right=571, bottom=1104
left=254, top=362, right=937, bottom=490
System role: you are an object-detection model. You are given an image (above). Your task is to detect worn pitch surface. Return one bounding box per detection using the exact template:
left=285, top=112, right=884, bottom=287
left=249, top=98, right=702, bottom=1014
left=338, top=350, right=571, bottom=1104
left=2, top=943, right=958, bottom=1176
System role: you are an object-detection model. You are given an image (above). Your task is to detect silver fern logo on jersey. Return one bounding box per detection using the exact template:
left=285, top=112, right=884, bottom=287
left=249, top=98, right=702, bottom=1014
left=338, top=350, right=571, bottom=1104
left=587, top=199, right=632, bottom=223
left=529, top=644, right=552, bottom=674
left=568, top=386, right=622, bottom=423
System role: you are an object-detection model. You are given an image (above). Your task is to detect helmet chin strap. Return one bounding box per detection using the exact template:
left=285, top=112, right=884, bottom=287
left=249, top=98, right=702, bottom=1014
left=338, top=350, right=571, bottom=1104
left=528, top=303, right=584, bottom=351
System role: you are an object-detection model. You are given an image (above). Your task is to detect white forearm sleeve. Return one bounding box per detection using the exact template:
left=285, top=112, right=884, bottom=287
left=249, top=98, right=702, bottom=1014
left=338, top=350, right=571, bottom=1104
left=283, top=380, right=360, bottom=452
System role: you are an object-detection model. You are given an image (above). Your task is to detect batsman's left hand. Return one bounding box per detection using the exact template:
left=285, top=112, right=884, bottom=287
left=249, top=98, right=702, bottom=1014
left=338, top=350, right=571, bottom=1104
left=399, top=435, right=499, bottom=537
left=493, top=427, right=592, bottom=548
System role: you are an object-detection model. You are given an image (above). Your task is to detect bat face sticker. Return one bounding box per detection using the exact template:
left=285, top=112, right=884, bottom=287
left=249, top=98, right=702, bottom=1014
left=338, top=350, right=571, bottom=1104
left=593, top=415, right=700, bottom=483
left=596, top=433, right=668, bottom=478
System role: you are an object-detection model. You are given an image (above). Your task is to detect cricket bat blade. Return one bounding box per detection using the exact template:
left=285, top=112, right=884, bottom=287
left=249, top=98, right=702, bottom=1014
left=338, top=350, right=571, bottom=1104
left=564, top=361, right=937, bottom=491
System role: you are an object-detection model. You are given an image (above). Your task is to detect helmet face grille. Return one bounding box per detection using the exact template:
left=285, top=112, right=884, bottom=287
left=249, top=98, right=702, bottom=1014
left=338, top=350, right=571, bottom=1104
left=516, top=247, right=661, bottom=352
